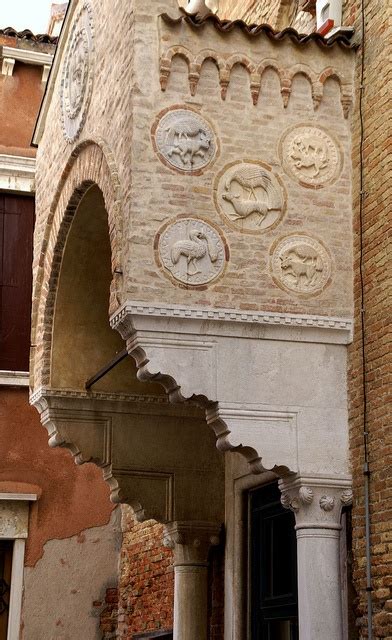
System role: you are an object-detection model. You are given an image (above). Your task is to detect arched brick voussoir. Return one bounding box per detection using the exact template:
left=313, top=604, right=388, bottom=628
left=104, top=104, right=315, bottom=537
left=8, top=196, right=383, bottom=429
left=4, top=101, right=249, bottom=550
left=159, top=45, right=192, bottom=91
left=31, top=139, right=124, bottom=391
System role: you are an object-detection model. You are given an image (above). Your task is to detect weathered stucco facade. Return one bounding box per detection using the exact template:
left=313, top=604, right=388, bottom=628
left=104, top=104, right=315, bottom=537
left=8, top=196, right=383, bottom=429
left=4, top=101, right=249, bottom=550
left=28, top=0, right=375, bottom=638
left=0, top=28, right=122, bottom=640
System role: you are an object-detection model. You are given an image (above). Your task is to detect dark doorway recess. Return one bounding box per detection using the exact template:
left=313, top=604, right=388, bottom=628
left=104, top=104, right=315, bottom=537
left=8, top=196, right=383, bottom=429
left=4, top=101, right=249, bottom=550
left=249, top=482, right=298, bottom=640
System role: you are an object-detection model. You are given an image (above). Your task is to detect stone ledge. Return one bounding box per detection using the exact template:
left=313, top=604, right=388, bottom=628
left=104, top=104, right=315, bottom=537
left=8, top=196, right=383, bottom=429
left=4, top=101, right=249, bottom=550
left=111, top=301, right=353, bottom=344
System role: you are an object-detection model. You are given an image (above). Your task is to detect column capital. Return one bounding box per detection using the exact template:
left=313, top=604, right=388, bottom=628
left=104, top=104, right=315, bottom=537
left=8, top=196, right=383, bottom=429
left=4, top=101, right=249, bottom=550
left=279, top=475, right=353, bottom=532
left=163, top=521, right=221, bottom=566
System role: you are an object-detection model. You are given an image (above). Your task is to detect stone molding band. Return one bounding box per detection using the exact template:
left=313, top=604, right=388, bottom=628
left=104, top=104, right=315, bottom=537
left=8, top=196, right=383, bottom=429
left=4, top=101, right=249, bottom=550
left=111, top=301, right=353, bottom=343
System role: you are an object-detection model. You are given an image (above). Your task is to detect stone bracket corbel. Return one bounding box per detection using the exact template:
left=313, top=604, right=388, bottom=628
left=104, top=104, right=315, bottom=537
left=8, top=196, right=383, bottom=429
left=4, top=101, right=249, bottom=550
left=110, top=302, right=354, bottom=478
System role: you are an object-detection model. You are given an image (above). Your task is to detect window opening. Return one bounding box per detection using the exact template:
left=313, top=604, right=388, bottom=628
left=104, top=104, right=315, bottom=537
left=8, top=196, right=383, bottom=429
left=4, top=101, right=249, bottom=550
left=0, top=194, right=35, bottom=372
left=249, top=482, right=298, bottom=640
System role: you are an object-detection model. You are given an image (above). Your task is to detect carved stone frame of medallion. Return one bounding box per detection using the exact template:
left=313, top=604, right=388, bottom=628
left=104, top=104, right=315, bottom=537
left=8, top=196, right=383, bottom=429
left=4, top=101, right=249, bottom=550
left=278, top=122, right=344, bottom=190
left=269, top=231, right=333, bottom=299
left=213, top=159, right=287, bottom=235
left=60, top=0, right=94, bottom=144
left=154, top=214, right=230, bottom=289
left=151, top=104, right=220, bottom=176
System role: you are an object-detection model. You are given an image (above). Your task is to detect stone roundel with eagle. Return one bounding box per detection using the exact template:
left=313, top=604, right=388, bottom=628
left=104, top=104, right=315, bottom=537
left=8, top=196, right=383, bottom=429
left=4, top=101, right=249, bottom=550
left=157, top=218, right=227, bottom=286
left=214, top=161, right=286, bottom=233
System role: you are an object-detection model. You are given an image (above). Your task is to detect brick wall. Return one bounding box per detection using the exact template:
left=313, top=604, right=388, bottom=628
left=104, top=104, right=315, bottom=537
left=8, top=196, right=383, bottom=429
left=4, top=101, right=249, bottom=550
left=117, top=509, right=174, bottom=638
left=218, top=0, right=282, bottom=25
left=344, top=0, right=392, bottom=637
left=113, top=507, right=225, bottom=639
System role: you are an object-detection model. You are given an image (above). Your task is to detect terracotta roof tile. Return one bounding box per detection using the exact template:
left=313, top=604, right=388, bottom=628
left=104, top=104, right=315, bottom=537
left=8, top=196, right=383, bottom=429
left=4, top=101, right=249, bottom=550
left=161, top=13, right=356, bottom=49
left=0, top=27, right=58, bottom=45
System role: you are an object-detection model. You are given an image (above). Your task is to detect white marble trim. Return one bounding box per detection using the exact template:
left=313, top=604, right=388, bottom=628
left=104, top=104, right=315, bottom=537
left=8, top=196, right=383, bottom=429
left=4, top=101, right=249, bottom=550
left=111, top=301, right=353, bottom=344
left=0, top=371, right=30, bottom=387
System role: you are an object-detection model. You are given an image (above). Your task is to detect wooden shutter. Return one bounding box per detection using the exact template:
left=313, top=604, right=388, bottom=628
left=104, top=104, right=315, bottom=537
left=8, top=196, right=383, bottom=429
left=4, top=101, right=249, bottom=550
left=0, top=194, right=34, bottom=371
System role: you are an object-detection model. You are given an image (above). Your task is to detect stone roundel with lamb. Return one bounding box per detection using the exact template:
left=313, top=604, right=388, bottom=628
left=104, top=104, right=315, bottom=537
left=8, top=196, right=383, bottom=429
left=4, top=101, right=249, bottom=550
left=152, top=107, right=217, bottom=174
left=156, top=217, right=227, bottom=287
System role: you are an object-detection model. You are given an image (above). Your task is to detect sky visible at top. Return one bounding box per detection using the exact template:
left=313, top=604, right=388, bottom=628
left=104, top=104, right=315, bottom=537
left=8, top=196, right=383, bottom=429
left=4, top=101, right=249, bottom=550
left=0, top=0, right=57, bottom=34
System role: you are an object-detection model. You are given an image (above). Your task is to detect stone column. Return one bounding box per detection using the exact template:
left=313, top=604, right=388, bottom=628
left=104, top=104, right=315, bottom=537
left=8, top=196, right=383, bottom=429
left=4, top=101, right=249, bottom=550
left=280, top=476, right=353, bottom=640
left=163, top=521, right=221, bottom=640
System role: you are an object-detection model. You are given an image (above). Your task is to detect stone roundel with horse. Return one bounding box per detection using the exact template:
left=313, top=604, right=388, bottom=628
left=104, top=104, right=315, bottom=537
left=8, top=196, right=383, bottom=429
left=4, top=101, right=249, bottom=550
left=156, top=217, right=228, bottom=286
left=214, top=160, right=286, bottom=233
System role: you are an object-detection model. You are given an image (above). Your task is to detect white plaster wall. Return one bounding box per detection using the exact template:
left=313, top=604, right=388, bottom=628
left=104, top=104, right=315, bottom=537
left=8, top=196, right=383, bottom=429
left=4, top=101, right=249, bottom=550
left=21, top=508, right=121, bottom=640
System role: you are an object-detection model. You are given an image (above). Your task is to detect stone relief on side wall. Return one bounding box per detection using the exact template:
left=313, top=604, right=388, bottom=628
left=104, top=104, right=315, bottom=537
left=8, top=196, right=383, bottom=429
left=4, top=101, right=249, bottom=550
left=279, top=125, right=342, bottom=188
left=152, top=108, right=217, bottom=173
left=271, top=235, right=332, bottom=296
left=214, top=161, right=285, bottom=233
left=60, top=1, right=94, bottom=143
left=156, top=218, right=227, bottom=286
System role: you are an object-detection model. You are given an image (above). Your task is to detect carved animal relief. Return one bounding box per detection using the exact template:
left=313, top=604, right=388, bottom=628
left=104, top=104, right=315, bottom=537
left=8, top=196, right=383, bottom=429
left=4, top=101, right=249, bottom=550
left=157, top=218, right=226, bottom=285
left=215, top=162, right=285, bottom=233
left=61, top=1, right=94, bottom=142
left=153, top=109, right=216, bottom=173
left=280, top=125, right=342, bottom=188
left=271, top=235, right=331, bottom=296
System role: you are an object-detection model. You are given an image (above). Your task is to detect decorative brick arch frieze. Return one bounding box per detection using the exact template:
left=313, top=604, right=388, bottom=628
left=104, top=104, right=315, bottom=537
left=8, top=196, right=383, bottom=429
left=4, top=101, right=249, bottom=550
left=159, top=46, right=354, bottom=115
left=31, top=139, right=123, bottom=391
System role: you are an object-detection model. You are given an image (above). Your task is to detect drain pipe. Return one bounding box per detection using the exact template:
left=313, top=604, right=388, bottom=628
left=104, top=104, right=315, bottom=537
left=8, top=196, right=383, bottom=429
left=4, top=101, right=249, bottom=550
left=358, top=0, right=373, bottom=636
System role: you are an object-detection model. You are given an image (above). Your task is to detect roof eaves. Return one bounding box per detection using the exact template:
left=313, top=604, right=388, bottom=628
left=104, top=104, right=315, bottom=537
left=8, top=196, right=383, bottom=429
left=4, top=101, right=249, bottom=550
left=160, top=13, right=356, bottom=49
left=0, top=27, right=58, bottom=45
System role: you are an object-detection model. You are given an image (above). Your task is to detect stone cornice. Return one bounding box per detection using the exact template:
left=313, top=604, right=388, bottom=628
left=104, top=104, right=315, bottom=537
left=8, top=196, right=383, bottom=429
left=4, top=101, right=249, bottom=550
left=0, top=369, right=30, bottom=386
left=1, top=46, right=53, bottom=68
left=0, top=155, right=35, bottom=193
left=1, top=45, right=53, bottom=82
left=111, top=301, right=353, bottom=344
left=30, top=386, right=170, bottom=408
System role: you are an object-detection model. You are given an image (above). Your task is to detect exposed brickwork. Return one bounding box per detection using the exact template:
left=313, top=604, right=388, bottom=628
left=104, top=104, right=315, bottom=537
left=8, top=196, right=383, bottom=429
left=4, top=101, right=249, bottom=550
left=218, top=0, right=284, bottom=25
left=32, top=0, right=356, bottom=395
left=343, top=1, right=392, bottom=638
left=99, top=587, right=119, bottom=639
left=31, top=138, right=124, bottom=390
left=118, top=508, right=174, bottom=638
left=218, top=0, right=315, bottom=31
left=115, top=507, right=225, bottom=639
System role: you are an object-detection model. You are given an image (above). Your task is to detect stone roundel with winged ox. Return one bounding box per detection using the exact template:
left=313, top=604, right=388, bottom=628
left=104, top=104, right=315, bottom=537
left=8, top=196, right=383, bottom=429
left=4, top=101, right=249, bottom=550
left=271, top=234, right=332, bottom=297
left=153, top=108, right=217, bottom=173
left=157, top=218, right=227, bottom=286
left=279, top=124, right=342, bottom=188
left=214, top=161, right=286, bottom=233
left=61, top=1, right=94, bottom=143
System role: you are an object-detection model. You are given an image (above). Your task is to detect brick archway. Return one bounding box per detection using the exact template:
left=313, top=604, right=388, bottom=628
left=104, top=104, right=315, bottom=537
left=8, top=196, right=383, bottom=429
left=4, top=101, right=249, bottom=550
left=31, top=138, right=123, bottom=390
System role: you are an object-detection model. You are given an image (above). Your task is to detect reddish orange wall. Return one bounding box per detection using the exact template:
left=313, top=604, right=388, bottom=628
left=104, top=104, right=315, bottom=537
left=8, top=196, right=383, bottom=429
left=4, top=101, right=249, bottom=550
left=0, top=388, right=114, bottom=566
left=0, top=37, right=53, bottom=156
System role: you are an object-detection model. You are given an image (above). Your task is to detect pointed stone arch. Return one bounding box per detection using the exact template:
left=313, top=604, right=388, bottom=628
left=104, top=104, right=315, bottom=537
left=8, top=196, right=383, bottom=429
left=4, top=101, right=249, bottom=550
left=31, top=138, right=123, bottom=391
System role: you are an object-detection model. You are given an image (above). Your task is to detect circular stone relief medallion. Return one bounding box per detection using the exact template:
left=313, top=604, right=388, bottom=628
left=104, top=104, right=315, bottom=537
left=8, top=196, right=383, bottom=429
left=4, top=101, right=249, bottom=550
left=153, top=108, right=217, bottom=173
left=271, top=235, right=332, bottom=296
left=214, top=161, right=285, bottom=233
left=61, top=1, right=94, bottom=143
left=157, top=218, right=227, bottom=286
left=279, top=125, right=342, bottom=188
